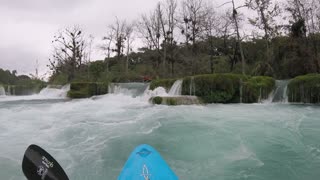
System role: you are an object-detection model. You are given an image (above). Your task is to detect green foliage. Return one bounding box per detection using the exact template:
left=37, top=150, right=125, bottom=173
left=49, top=73, right=69, bottom=85
left=179, top=73, right=274, bottom=103
left=288, top=74, right=320, bottom=103
left=150, top=79, right=177, bottom=91
left=0, top=68, right=47, bottom=95
left=89, top=61, right=106, bottom=81
left=181, top=73, right=247, bottom=103
left=152, top=96, right=163, bottom=104
left=242, top=76, right=275, bottom=103
left=68, top=82, right=108, bottom=99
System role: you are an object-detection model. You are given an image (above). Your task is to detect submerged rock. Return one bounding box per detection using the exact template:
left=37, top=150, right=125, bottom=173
left=150, top=96, right=202, bottom=106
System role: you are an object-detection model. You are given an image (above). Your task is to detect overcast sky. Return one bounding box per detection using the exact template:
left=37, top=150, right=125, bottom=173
left=0, top=0, right=247, bottom=77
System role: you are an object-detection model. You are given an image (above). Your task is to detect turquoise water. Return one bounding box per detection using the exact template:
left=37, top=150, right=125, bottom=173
left=0, top=93, right=320, bottom=180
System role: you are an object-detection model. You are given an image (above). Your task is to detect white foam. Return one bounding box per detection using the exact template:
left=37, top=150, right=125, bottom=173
left=168, top=80, right=183, bottom=96
left=0, top=86, right=5, bottom=96
left=38, top=84, right=70, bottom=98
left=0, top=84, right=70, bottom=102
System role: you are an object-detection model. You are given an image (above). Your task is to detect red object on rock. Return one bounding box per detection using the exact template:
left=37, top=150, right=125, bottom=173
left=143, top=76, right=152, bottom=82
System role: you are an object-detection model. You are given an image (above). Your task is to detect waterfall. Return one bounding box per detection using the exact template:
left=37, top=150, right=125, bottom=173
left=38, top=84, right=70, bottom=98
left=109, top=83, right=149, bottom=97
left=189, top=77, right=196, bottom=96
left=239, top=79, right=243, bottom=103
left=6, top=86, right=11, bottom=95
left=272, top=80, right=289, bottom=103
left=258, top=87, right=262, bottom=103
left=168, top=80, right=183, bottom=96
left=0, top=86, right=5, bottom=96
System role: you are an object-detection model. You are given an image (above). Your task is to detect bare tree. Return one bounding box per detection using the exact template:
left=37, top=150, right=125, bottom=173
left=48, top=26, right=87, bottom=81
left=137, top=1, right=178, bottom=75
left=125, top=23, right=135, bottom=74
left=100, top=28, right=115, bottom=72
left=285, top=0, right=320, bottom=72
left=180, top=0, right=206, bottom=47
left=162, top=0, right=178, bottom=75
left=231, top=0, right=246, bottom=75
left=202, top=3, right=220, bottom=73
left=247, top=0, right=280, bottom=75
left=113, top=18, right=127, bottom=62
left=247, top=0, right=280, bottom=41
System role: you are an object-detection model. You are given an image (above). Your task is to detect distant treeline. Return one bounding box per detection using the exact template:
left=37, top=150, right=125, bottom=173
left=0, top=68, right=45, bottom=86
left=45, top=0, right=320, bottom=84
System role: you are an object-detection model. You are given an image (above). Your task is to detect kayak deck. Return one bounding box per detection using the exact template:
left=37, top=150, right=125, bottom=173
left=118, top=144, right=178, bottom=180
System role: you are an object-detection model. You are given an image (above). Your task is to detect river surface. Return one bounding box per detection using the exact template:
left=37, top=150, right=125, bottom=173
left=0, top=87, right=320, bottom=180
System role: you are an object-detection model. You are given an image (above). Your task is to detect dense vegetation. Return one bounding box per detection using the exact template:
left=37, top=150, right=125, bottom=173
left=67, top=82, right=108, bottom=98
left=150, top=73, right=275, bottom=103
left=47, top=0, right=320, bottom=85
left=288, top=74, right=320, bottom=103
left=0, top=68, right=46, bottom=95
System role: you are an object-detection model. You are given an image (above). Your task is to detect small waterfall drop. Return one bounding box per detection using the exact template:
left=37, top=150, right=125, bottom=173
left=108, top=83, right=149, bottom=97
left=38, top=84, right=70, bottom=98
left=0, top=86, right=6, bottom=96
left=168, top=80, right=183, bottom=96
left=239, top=79, right=243, bottom=103
left=6, top=86, right=11, bottom=95
left=189, top=77, right=196, bottom=96
left=272, top=80, right=289, bottom=103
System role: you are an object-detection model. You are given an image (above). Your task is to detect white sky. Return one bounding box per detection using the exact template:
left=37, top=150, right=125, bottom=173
left=0, top=0, right=250, bottom=77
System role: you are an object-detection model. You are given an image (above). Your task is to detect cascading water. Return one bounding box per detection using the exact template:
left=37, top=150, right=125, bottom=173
left=0, top=86, right=5, bottom=96
left=168, top=80, right=183, bottom=96
left=1, top=83, right=320, bottom=180
left=38, top=84, right=70, bottom=98
left=109, top=83, right=150, bottom=97
left=189, top=77, right=196, bottom=96
left=271, top=80, right=289, bottom=103
left=0, top=84, right=70, bottom=102
left=6, top=85, right=11, bottom=95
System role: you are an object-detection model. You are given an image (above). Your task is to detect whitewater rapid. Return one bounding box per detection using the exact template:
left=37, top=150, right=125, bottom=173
left=0, top=84, right=320, bottom=180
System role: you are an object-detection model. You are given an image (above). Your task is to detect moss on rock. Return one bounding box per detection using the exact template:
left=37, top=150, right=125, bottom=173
left=3, top=83, right=46, bottom=95
left=242, top=76, right=275, bottom=103
left=288, top=74, right=320, bottom=103
left=152, top=96, right=163, bottom=104
left=68, top=82, right=108, bottom=99
left=150, top=96, right=202, bottom=105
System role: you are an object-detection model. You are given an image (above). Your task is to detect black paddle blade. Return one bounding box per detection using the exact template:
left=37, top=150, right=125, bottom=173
left=22, top=144, right=69, bottom=180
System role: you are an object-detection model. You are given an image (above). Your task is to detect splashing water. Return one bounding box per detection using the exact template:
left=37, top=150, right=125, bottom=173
left=272, top=80, right=290, bottom=103
left=38, top=84, right=70, bottom=98
left=0, top=84, right=70, bottom=102
left=168, top=80, right=183, bottom=96
left=0, top=86, right=5, bottom=96
left=0, top=84, right=320, bottom=180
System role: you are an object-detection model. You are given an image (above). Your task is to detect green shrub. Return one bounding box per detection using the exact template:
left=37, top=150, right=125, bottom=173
left=242, top=76, right=275, bottom=103
left=181, top=73, right=248, bottom=103
left=288, top=74, right=320, bottom=103
left=150, top=79, right=177, bottom=91
left=49, top=73, right=69, bottom=85
left=149, top=73, right=275, bottom=103
left=181, top=73, right=274, bottom=103
left=152, top=96, right=163, bottom=104
left=68, top=82, right=108, bottom=98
